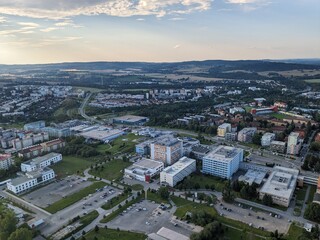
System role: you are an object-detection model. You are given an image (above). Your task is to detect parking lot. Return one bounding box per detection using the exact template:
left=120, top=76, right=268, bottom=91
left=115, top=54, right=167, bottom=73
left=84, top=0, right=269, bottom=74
left=122, top=177, right=160, bottom=191
left=217, top=201, right=290, bottom=233
left=22, top=175, right=92, bottom=208
left=107, top=200, right=193, bottom=237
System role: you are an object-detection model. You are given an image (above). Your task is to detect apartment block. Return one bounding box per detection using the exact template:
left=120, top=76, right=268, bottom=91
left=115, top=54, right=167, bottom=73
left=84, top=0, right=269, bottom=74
left=261, top=132, right=276, bottom=147
left=217, top=123, right=231, bottom=137
left=237, top=128, right=257, bottom=143
left=287, top=132, right=303, bottom=155
left=12, top=132, right=49, bottom=151
left=21, top=153, right=62, bottom=172
left=0, top=154, right=13, bottom=170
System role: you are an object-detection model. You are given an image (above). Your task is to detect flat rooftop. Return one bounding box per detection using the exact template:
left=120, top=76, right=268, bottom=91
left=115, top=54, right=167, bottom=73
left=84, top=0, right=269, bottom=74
left=204, top=145, right=242, bottom=162
left=23, top=152, right=61, bottom=166
left=113, top=115, right=148, bottom=123
left=132, top=158, right=163, bottom=169
left=239, top=169, right=266, bottom=185
left=260, top=166, right=299, bottom=199
left=271, top=141, right=286, bottom=146
left=79, top=129, right=123, bottom=141
left=156, top=227, right=189, bottom=240
left=153, top=135, right=180, bottom=147
left=162, top=157, right=195, bottom=176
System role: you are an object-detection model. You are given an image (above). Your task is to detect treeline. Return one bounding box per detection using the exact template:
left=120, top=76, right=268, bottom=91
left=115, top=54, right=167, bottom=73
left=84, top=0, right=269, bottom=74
left=61, top=137, right=100, bottom=158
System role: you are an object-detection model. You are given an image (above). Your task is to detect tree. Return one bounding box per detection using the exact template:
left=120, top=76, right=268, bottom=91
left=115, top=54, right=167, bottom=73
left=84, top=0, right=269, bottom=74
left=222, top=181, right=234, bottom=203
left=158, top=187, right=170, bottom=200
left=94, top=225, right=99, bottom=232
left=305, top=203, right=320, bottom=223
left=8, top=228, right=32, bottom=240
left=252, top=133, right=262, bottom=146
left=270, top=229, right=284, bottom=240
left=262, top=194, right=273, bottom=206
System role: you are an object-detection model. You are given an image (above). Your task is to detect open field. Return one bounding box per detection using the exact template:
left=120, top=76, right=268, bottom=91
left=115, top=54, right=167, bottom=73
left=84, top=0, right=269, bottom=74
left=89, top=159, right=132, bottom=181
left=85, top=228, right=146, bottom=240
left=271, top=112, right=288, bottom=120
left=183, top=173, right=228, bottom=192
left=45, top=181, right=106, bottom=213
left=75, top=86, right=105, bottom=93
left=141, top=73, right=223, bottom=82
left=96, top=133, right=143, bottom=155
left=305, top=79, right=320, bottom=83
left=259, top=69, right=320, bottom=77
left=52, top=155, right=98, bottom=178
left=285, top=223, right=304, bottom=240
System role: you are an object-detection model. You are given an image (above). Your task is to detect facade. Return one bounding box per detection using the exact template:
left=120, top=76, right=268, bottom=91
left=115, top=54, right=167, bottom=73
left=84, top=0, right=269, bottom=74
left=225, top=132, right=237, bottom=142
left=18, top=139, right=65, bottom=159
left=0, top=154, right=13, bottom=170
left=113, top=115, right=149, bottom=126
left=259, top=166, right=299, bottom=207
left=12, top=132, right=49, bottom=151
left=24, top=121, right=46, bottom=131
left=42, top=127, right=71, bottom=138
left=124, top=158, right=164, bottom=182
left=21, top=153, right=62, bottom=172
left=150, top=136, right=183, bottom=166
left=160, top=157, right=196, bottom=187
left=287, top=132, right=303, bottom=155
left=270, top=141, right=286, bottom=153
left=7, top=168, right=55, bottom=194
left=237, top=128, right=257, bottom=143
left=202, top=145, right=243, bottom=179
left=217, top=123, right=231, bottom=137
left=135, top=141, right=151, bottom=156
left=261, top=133, right=276, bottom=147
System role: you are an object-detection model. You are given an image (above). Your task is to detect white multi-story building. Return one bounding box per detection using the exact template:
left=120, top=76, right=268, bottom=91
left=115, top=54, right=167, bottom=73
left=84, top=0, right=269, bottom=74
left=259, top=166, right=299, bottom=207
left=287, top=132, right=303, bottom=155
left=150, top=136, right=183, bottom=166
left=237, top=128, right=257, bottom=143
left=0, top=154, right=13, bottom=170
left=21, top=153, right=62, bottom=172
left=229, top=107, right=245, bottom=115
left=12, top=132, right=49, bottom=151
left=160, top=157, right=196, bottom=187
left=217, top=123, right=231, bottom=137
left=202, top=145, right=243, bottom=179
left=261, top=133, right=276, bottom=147
left=7, top=168, right=55, bottom=194
left=124, top=158, right=164, bottom=182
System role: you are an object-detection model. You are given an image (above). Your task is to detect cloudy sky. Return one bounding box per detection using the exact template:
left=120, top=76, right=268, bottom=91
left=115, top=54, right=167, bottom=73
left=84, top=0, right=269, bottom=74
left=0, top=0, right=319, bottom=64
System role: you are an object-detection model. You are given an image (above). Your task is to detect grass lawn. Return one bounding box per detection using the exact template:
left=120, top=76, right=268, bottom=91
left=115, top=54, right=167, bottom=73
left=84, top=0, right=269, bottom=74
left=45, top=181, right=106, bottom=213
left=285, top=223, right=304, bottom=240
left=131, top=184, right=144, bottom=191
left=146, top=190, right=170, bottom=204
left=271, top=112, right=287, bottom=120
left=304, top=79, right=320, bottom=83
left=97, top=133, right=142, bottom=156
left=237, top=142, right=261, bottom=150
left=307, top=185, right=317, bottom=204
left=85, top=228, right=146, bottom=240
left=89, top=159, right=132, bottom=181
left=185, top=173, right=227, bottom=192
left=80, top=210, right=99, bottom=226
left=224, top=227, right=263, bottom=240
left=52, top=155, right=99, bottom=178
left=75, top=86, right=104, bottom=93
left=295, top=186, right=307, bottom=202
left=101, top=193, right=131, bottom=210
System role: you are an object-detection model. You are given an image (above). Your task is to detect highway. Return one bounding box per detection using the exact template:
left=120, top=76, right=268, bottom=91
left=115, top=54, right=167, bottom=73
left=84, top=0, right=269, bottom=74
left=78, top=93, right=103, bottom=124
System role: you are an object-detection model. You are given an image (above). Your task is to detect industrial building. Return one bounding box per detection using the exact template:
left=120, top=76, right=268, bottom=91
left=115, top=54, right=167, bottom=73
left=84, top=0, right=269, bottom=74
left=79, top=129, right=124, bottom=143
left=124, top=158, right=164, bottom=182
left=21, top=153, right=62, bottom=172
left=113, top=115, right=149, bottom=126
left=261, top=132, right=276, bottom=147
left=150, top=136, right=183, bottom=166
left=160, top=157, right=196, bottom=187
left=217, top=123, right=231, bottom=137
left=259, top=166, right=299, bottom=207
left=202, top=145, right=243, bottom=179
left=237, top=128, right=257, bottom=143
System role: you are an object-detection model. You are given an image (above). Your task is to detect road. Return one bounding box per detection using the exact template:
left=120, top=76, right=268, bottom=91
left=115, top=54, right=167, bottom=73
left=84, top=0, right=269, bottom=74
left=78, top=93, right=103, bottom=124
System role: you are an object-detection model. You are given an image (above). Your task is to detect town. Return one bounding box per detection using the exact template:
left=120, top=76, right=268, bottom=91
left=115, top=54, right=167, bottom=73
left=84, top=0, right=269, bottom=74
left=0, top=68, right=320, bottom=240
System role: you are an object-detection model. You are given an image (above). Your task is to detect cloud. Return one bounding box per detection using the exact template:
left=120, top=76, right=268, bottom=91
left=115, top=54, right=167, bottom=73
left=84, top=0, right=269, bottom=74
left=169, top=17, right=185, bottom=20
left=136, top=18, right=145, bottom=21
left=17, top=22, right=40, bottom=27
left=173, top=44, right=181, bottom=49
left=0, top=0, right=212, bottom=19
left=226, top=0, right=257, bottom=3
left=40, top=27, right=58, bottom=32
left=0, top=15, right=7, bottom=23
left=225, top=0, right=271, bottom=11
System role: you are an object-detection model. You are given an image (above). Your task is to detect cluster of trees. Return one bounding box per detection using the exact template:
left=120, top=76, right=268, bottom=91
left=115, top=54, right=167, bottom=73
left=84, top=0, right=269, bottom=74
left=158, top=187, right=170, bottom=200
left=305, top=203, right=320, bottom=223
left=301, top=154, right=320, bottom=173
left=222, top=181, right=234, bottom=203
left=310, top=142, right=320, bottom=152
left=0, top=203, right=33, bottom=240
left=61, top=137, right=100, bottom=157
left=297, top=224, right=320, bottom=240
left=190, top=221, right=224, bottom=240
left=262, top=194, right=273, bottom=206
left=188, top=210, right=215, bottom=227
left=169, top=121, right=217, bottom=135
left=232, top=180, right=258, bottom=200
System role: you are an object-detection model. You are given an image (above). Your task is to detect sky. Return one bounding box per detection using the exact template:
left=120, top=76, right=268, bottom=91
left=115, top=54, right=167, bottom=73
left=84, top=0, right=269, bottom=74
left=0, top=0, right=319, bottom=64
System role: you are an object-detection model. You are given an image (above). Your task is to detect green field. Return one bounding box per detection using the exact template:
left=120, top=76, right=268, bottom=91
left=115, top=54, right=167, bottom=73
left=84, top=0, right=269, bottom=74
left=85, top=228, right=146, bottom=240
left=89, top=159, right=131, bottom=181
left=285, top=223, right=304, bottom=240
left=75, top=86, right=105, bottom=93
left=185, top=173, right=228, bottom=192
left=45, top=181, right=106, bottom=213
left=224, top=227, right=263, bottom=240
left=131, top=184, right=144, bottom=191
left=295, top=186, right=308, bottom=202
left=52, top=155, right=99, bottom=178
left=307, top=185, right=317, bottom=204
left=96, top=133, right=142, bottom=155
left=304, top=79, right=320, bottom=83
left=146, top=190, right=170, bottom=204
left=80, top=210, right=99, bottom=226
left=271, top=112, right=287, bottom=120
